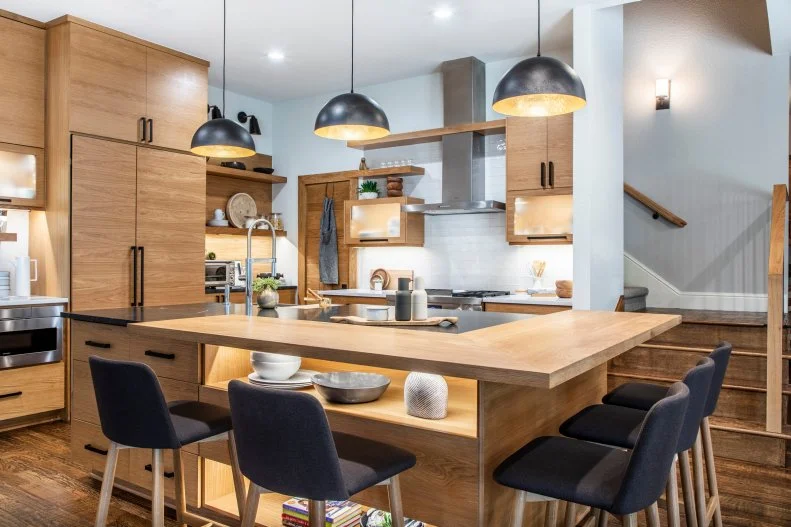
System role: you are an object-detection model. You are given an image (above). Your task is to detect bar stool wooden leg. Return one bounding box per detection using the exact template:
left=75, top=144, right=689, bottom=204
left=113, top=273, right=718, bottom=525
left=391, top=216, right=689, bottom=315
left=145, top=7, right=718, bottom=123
left=666, top=455, right=681, bottom=527
left=94, top=442, right=119, bottom=527
left=701, top=418, right=723, bottom=527
left=545, top=500, right=559, bottom=527
left=564, top=502, right=577, bottom=527
left=511, top=490, right=526, bottom=527
left=309, top=500, right=326, bottom=527
left=691, top=434, right=708, bottom=527
left=596, top=510, right=609, bottom=527
left=677, top=449, right=699, bottom=527
left=621, top=514, right=637, bottom=527
left=151, top=449, right=165, bottom=527
left=228, top=431, right=247, bottom=517
left=172, top=448, right=187, bottom=526
left=240, top=481, right=261, bottom=527
left=646, top=503, right=660, bottom=527
left=388, top=475, right=406, bottom=527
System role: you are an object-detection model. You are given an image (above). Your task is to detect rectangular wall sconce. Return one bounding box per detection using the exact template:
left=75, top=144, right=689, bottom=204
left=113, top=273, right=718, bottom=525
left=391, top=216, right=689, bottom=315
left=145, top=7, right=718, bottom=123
left=655, top=79, right=671, bottom=110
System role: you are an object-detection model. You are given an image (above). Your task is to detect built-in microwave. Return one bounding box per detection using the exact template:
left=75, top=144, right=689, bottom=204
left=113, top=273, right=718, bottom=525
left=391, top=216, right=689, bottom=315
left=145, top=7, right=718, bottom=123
left=205, top=260, right=244, bottom=287
left=0, top=306, right=63, bottom=370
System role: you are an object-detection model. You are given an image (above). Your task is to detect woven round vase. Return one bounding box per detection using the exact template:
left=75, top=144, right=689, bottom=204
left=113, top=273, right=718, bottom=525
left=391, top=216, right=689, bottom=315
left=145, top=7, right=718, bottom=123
left=404, top=372, right=448, bottom=420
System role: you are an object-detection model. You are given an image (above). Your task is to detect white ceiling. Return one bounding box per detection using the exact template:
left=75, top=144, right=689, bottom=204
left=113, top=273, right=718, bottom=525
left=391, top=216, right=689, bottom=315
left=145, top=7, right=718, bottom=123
left=2, top=0, right=606, bottom=101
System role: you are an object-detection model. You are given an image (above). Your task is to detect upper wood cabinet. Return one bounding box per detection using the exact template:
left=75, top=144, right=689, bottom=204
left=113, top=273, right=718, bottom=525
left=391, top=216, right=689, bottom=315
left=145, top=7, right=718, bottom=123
left=506, top=189, right=573, bottom=245
left=506, top=114, right=573, bottom=192
left=344, top=197, right=425, bottom=247
left=0, top=16, right=45, bottom=148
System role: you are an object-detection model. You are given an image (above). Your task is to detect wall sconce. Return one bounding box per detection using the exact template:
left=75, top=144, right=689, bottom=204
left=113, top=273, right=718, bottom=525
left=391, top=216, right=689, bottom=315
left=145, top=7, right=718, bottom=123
left=655, top=79, right=671, bottom=110
left=207, top=104, right=223, bottom=119
left=237, top=111, right=261, bottom=135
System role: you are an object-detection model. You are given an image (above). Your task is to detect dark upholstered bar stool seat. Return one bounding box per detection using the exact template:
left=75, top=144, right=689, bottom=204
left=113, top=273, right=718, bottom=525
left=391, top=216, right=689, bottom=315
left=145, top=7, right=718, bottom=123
left=333, top=431, right=417, bottom=496
left=559, top=405, right=645, bottom=449
left=602, top=383, right=668, bottom=411
left=167, top=400, right=233, bottom=445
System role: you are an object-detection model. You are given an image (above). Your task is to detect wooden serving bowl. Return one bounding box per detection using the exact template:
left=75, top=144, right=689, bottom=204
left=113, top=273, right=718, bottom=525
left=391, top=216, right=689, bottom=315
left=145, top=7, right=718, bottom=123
left=556, top=280, right=573, bottom=298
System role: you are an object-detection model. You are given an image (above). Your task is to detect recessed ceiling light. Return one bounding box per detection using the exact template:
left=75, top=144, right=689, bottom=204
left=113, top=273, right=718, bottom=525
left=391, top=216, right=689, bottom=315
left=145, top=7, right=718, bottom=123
left=433, top=5, right=454, bottom=20
left=267, top=50, right=285, bottom=62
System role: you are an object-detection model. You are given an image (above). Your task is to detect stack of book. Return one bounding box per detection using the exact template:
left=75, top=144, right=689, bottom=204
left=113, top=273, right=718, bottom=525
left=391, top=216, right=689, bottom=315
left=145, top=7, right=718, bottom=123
left=282, top=498, right=363, bottom=527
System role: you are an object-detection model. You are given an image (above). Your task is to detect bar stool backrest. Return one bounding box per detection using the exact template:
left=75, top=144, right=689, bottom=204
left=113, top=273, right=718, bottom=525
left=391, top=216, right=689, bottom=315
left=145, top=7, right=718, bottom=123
left=610, top=382, right=689, bottom=515
left=89, top=356, right=179, bottom=449
left=703, top=342, right=732, bottom=417
left=228, top=380, right=348, bottom=501
left=675, top=357, right=715, bottom=452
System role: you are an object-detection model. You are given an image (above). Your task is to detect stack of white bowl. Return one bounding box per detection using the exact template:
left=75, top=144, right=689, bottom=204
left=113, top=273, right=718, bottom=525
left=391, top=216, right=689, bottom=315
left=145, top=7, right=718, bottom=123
left=0, top=271, right=9, bottom=299
left=250, top=351, right=301, bottom=381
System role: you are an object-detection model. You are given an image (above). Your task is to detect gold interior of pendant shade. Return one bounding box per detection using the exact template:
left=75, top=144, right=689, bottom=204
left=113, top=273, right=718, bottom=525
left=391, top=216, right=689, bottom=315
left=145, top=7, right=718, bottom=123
left=492, top=93, right=587, bottom=117
left=314, top=124, right=391, bottom=141
left=190, top=144, right=256, bottom=158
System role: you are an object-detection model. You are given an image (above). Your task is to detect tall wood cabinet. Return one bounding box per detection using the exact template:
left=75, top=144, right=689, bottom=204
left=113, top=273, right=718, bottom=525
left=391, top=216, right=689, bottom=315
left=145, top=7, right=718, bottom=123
left=506, top=114, right=573, bottom=192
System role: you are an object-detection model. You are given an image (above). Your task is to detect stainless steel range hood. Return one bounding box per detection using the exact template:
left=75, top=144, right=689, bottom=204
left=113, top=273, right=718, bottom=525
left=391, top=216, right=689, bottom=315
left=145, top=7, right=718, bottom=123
left=404, top=57, right=505, bottom=215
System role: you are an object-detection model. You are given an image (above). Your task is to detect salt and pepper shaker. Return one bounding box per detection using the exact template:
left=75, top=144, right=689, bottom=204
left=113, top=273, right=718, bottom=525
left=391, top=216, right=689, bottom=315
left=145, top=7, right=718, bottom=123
left=395, top=277, right=412, bottom=321
left=411, top=276, right=427, bottom=321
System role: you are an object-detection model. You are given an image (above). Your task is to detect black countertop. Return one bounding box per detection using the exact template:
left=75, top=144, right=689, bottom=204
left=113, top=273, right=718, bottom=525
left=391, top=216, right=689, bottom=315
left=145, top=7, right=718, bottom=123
left=62, top=303, right=533, bottom=332
left=204, top=285, right=297, bottom=294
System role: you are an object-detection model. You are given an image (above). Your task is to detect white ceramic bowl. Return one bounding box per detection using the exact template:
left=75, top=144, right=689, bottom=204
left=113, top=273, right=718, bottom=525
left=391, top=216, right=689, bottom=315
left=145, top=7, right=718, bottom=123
left=365, top=306, right=390, bottom=321
left=251, top=351, right=300, bottom=363
left=251, top=359, right=301, bottom=381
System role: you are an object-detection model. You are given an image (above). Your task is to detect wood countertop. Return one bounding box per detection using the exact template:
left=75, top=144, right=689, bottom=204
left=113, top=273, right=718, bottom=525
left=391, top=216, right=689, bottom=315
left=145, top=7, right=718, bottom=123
left=129, top=310, right=680, bottom=388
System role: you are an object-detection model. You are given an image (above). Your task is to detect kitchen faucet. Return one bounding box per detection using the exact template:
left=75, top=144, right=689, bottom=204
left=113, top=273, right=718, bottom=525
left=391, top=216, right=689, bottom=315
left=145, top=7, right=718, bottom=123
left=246, top=218, right=277, bottom=315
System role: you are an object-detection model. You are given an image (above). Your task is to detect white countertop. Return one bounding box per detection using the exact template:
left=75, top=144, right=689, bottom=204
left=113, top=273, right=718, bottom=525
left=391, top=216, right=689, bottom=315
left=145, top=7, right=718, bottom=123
left=318, top=289, right=390, bottom=298
left=0, top=296, right=69, bottom=307
left=482, top=294, right=572, bottom=306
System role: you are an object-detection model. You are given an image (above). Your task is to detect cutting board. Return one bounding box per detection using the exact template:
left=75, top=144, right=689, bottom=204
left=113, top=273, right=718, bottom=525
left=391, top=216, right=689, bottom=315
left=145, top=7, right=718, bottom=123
left=330, top=315, right=458, bottom=327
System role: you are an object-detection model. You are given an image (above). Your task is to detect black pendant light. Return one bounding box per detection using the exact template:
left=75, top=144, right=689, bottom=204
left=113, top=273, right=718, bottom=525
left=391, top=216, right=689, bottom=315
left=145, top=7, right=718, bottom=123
left=191, top=0, right=256, bottom=158
left=492, top=0, right=586, bottom=117
left=314, top=0, right=390, bottom=141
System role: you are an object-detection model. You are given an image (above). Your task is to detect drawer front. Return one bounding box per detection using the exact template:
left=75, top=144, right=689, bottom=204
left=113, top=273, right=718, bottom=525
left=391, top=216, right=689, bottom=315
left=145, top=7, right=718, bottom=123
left=130, top=337, right=200, bottom=383
left=71, top=321, right=130, bottom=362
left=0, top=362, right=64, bottom=420
left=71, top=419, right=130, bottom=481
left=127, top=448, right=200, bottom=507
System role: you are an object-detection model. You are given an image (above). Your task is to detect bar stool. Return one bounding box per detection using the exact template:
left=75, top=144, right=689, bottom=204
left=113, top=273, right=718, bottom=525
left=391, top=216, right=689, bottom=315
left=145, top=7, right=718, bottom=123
left=495, top=382, right=690, bottom=527
left=89, top=356, right=246, bottom=527
left=559, top=358, right=715, bottom=527
left=227, top=380, right=417, bottom=527
left=603, top=342, right=732, bottom=527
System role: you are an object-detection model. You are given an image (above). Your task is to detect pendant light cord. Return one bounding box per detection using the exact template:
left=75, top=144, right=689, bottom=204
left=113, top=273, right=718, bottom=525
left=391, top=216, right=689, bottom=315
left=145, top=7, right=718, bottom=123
left=350, top=0, right=355, bottom=93
left=537, top=0, right=541, bottom=57
left=222, top=0, right=227, bottom=116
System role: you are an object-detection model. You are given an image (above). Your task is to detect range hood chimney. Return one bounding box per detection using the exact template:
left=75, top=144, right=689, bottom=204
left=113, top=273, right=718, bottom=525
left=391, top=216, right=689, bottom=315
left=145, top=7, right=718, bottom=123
left=404, top=57, right=505, bottom=215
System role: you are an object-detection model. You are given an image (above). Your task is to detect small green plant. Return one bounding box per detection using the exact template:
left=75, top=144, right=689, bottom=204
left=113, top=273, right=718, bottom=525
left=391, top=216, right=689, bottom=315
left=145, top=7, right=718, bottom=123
left=206, top=252, right=216, bottom=260
left=252, top=276, right=280, bottom=293
left=358, top=180, right=379, bottom=195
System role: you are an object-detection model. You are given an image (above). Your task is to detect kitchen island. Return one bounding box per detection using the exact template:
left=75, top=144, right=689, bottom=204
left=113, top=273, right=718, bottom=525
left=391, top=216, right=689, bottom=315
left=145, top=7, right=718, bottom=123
left=64, top=305, right=679, bottom=527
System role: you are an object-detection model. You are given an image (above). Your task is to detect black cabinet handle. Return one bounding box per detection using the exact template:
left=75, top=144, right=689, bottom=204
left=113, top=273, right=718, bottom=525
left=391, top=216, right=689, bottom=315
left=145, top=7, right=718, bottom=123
left=0, top=391, right=22, bottom=400
left=549, top=161, right=555, bottom=188
left=147, top=119, right=153, bottom=143
left=131, top=245, right=138, bottom=307
left=144, top=464, right=174, bottom=478
left=145, top=350, right=175, bottom=360
left=139, top=117, right=147, bottom=142
left=0, top=198, right=11, bottom=203
left=138, top=246, right=145, bottom=306
left=85, top=341, right=111, bottom=349
left=84, top=443, right=108, bottom=456
left=540, top=162, right=547, bottom=188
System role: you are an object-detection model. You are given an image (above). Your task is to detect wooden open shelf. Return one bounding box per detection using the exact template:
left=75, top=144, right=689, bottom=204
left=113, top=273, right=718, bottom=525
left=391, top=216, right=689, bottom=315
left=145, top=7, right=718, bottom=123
left=356, top=165, right=425, bottom=178
left=347, top=119, right=506, bottom=150
left=0, top=233, right=17, bottom=242
left=207, top=165, right=287, bottom=184
left=206, top=227, right=287, bottom=237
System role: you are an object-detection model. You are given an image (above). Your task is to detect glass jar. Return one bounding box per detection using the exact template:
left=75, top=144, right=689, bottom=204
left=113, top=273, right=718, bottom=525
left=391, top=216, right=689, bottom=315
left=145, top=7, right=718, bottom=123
left=269, top=212, right=284, bottom=231
left=0, top=211, right=7, bottom=233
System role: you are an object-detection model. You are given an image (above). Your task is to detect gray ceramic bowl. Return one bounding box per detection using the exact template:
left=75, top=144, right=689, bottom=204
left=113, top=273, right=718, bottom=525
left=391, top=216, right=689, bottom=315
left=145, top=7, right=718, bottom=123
left=311, top=372, right=391, bottom=404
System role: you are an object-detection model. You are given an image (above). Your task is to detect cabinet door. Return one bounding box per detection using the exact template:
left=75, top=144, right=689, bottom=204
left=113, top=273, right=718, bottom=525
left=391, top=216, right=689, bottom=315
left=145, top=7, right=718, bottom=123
left=0, top=18, right=44, bottom=148
left=506, top=190, right=573, bottom=245
left=136, top=148, right=206, bottom=306
left=345, top=198, right=407, bottom=245
left=146, top=48, right=208, bottom=151
left=547, top=114, right=573, bottom=189
left=506, top=117, right=548, bottom=192
left=71, top=137, right=137, bottom=310
left=69, top=24, right=147, bottom=142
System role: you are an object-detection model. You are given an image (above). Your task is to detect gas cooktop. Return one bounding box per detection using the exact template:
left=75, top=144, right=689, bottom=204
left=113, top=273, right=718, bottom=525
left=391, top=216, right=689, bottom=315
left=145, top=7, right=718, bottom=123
left=425, top=289, right=510, bottom=298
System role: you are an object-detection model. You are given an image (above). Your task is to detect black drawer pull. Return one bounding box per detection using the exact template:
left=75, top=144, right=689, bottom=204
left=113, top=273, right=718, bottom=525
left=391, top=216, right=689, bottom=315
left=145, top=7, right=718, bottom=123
left=84, top=444, right=108, bottom=456
left=85, top=340, right=111, bottom=349
left=0, top=391, right=22, bottom=400
left=144, top=350, right=176, bottom=360
left=0, top=198, right=11, bottom=203
left=144, top=464, right=174, bottom=478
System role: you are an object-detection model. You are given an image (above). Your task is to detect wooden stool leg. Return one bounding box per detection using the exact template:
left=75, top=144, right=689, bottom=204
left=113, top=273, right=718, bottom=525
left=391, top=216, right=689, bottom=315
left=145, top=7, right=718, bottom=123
left=94, top=442, right=119, bottom=527
left=545, top=500, right=559, bottom=527
left=309, top=500, right=326, bottom=527
left=388, top=475, right=405, bottom=527
left=596, top=510, right=609, bottom=527
left=172, top=449, right=187, bottom=526
left=701, top=418, right=723, bottom=527
left=240, top=481, right=261, bottom=527
left=621, top=514, right=637, bottom=527
left=151, top=449, right=165, bottom=527
left=228, top=431, right=247, bottom=517
left=691, top=434, right=708, bottom=527
left=511, top=491, right=526, bottom=527
left=646, top=503, right=660, bottom=527
left=564, top=502, right=577, bottom=527
left=666, top=455, right=681, bottom=527
left=678, top=449, right=699, bottom=527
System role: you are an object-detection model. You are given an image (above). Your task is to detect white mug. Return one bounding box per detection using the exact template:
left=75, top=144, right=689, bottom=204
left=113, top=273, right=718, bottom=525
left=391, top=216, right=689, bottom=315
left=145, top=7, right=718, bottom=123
left=213, top=209, right=226, bottom=220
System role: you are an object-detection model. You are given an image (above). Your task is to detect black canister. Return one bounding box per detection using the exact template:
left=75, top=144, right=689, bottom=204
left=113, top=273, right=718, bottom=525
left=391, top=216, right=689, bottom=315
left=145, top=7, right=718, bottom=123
left=395, top=277, right=412, bottom=321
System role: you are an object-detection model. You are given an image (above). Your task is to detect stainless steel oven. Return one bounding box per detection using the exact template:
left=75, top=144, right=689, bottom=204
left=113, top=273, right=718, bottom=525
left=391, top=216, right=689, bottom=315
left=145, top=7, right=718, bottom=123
left=205, top=260, right=236, bottom=287
left=0, top=305, right=63, bottom=369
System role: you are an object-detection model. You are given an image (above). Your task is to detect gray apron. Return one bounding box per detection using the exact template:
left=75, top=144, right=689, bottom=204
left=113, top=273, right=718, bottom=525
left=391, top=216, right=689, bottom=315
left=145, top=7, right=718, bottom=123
left=319, top=196, right=339, bottom=284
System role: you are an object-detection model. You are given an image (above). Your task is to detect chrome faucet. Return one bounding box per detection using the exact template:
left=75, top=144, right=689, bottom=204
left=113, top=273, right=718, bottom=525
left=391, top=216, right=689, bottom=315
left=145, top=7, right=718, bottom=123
left=246, top=218, right=277, bottom=315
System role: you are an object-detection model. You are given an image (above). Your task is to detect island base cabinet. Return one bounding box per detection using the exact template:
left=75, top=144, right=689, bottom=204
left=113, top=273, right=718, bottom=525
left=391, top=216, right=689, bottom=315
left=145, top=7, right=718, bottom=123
left=127, top=448, right=200, bottom=508
left=71, top=419, right=130, bottom=482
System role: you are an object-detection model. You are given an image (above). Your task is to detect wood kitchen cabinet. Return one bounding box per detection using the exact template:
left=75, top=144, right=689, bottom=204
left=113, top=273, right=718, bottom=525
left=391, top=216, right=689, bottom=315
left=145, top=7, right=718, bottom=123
left=506, top=114, right=573, bottom=192
left=506, top=189, right=573, bottom=245
left=344, top=197, right=425, bottom=247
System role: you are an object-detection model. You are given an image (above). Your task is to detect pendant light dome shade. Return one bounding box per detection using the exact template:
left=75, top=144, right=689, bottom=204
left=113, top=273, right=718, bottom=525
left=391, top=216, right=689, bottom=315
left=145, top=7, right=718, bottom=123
left=191, top=118, right=256, bottom=158
left=314, top=92, right=390, bottom=140
left=492, top=56, right=586, bottom=117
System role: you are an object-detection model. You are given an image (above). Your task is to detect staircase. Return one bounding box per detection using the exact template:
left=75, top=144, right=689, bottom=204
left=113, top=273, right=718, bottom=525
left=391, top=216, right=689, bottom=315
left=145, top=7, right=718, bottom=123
left=623, top=286, right=648, bottom=312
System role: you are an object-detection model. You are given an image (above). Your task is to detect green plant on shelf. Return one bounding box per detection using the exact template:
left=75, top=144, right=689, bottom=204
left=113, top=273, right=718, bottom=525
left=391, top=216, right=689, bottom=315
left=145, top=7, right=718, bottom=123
left=358, top=180, right=379, bottom=195
left=252, top=276, right=280, bottom=293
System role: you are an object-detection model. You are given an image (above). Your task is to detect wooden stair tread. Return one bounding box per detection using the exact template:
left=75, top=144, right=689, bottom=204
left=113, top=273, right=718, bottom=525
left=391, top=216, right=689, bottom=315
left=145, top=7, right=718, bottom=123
left=709, top=416, right=791, bottom=440
left=641, top=307, right=776, bottom=327
left=608, top=368, right=791, bottom=394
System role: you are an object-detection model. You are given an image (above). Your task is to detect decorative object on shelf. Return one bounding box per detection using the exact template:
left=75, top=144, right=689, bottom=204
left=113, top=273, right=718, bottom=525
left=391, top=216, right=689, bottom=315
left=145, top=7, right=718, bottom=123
left=0, top=211, right=6, bottom=233
left=190, top=0, right=256, bottom=158
left=411, top=276, right=428, bottom=321
left=237, top=111, right=262, bottom=135
left=358, top=180, right=379, bottom=199
left=268, top=212, right=284, bottom=230
left=206, top=251, right=216, bottom=260
left=359, top=157, right=369, bottom=170
left=556, top=279, right=573, bottom=298
left=528, top=260, right=546, bottom=289
left=226, top=192, right=257, bottom=228
left=655, top=79, right=671, bottom=110
left=386, top=176, right=404, bottom=197
left=253, top=276, right=279, bottom=309
left=208, top=208, right=230, bottom=227
left=311, top=372, right=391, bottom=404
left=314, top=0, right=390, bottom=141
left=492, top=0, right=586, bottom=117
left=369, top=268, right=390, bottom=290
left=362, top=508, right=424, bottom=527
left=220, top=161, right=246, bottom=170
left=404, top=372, right=448, bottom=420
left=252, top=167, right=275, bottom=174
left=395, top=276, right=412, bottom=321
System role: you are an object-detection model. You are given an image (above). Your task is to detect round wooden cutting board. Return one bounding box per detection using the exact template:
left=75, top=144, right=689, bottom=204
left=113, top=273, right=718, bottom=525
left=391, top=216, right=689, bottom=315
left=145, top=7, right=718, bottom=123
left=226, top=193, right=257, bottom=228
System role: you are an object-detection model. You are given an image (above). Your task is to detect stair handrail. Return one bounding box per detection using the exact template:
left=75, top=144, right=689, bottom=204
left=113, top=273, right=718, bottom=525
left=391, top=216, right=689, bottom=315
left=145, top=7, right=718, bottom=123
left=624, top=183, right=687, bottom=227
left=766, top=183, right=787, bottom=434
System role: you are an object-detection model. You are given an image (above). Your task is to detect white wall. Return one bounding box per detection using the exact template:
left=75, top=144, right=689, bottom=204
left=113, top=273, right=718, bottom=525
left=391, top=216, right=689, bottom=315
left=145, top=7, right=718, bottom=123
left=208, top=86, right=274, bottom=155
left=622, top=0, right=789, bottom=308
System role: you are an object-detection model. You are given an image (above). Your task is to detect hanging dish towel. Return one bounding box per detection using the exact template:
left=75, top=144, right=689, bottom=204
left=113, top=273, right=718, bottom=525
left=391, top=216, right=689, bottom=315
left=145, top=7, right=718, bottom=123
left=319, top=196, right=339, bottom=284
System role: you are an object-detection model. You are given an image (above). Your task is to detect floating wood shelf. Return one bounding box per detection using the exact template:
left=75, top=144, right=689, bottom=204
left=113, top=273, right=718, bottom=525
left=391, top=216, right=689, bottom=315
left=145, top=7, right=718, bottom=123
left=206, top=166, right=287, bottom=184
left=347, top=119, right=506, bottom=150
left=0, top=233, right=17, bottom=242
left=205, top=227, right=287, bottom=237
left=301, top=165, right=425, bottom=180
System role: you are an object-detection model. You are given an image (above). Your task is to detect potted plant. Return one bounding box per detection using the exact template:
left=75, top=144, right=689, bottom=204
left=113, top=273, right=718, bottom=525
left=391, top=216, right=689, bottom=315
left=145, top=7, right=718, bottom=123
left=252, top=276, right=280, bottom=309
left=358, top=180, right=379, bottom=200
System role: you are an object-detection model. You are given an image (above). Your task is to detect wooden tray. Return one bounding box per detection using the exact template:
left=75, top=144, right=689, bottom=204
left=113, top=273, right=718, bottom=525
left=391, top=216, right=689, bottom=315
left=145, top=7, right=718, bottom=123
left=330, top=315, right=458, bottom=327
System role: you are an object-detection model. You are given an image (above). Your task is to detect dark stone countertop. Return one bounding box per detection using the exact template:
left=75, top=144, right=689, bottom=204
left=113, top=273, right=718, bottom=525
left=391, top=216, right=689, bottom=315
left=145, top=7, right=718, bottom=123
left=204, top=284, right=297, bottom=294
